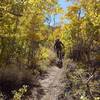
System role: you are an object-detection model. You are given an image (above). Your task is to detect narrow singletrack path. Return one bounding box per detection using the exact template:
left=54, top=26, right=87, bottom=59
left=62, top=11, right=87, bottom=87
left=39, top=65, right=66, bottom=100
left=30, top=60, right=74, bottom=100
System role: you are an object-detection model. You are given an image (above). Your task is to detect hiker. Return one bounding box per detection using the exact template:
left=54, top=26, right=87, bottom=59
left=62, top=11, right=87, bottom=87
left=54, top=39, right=65, bottom=61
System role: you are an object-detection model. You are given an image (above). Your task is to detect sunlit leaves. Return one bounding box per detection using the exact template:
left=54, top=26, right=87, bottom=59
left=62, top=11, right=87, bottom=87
left=68, top=5, right=80, bottom=12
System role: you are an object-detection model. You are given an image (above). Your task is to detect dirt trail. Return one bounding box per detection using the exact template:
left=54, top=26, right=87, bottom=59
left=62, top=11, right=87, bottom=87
left=30, top=60, right=74, bottom=100
left=39, top=65, right=66, bottom=100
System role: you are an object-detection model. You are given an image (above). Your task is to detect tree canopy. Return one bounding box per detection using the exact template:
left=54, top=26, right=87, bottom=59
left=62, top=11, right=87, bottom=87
left=0, top=0, right=100, bottom=100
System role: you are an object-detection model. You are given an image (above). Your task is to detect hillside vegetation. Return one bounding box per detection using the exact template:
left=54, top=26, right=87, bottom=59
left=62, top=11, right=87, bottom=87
left=0, top=0, right=100, bottom=100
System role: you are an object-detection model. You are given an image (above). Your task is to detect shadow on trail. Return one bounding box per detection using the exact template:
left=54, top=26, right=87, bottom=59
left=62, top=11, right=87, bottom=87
left=50, top=58, right=63, bottom=69
left=56, top=60, right=63, bottom=68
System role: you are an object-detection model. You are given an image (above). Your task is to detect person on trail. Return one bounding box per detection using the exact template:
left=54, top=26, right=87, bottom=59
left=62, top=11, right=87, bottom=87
left=54, top=39, right=65, bottom=61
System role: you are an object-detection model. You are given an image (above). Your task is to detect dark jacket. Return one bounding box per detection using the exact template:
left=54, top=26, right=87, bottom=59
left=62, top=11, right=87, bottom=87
left=54, top=39, right=64, bottom=51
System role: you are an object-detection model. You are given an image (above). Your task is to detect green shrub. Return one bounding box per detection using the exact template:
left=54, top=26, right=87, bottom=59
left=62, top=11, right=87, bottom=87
left=13, top=85, right=28, bottom=100
left=0, top=66, right=34, bottom=99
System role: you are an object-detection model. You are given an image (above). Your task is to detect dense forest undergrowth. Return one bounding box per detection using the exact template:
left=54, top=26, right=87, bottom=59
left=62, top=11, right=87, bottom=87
left=0, top=0, right=100, bottom=100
